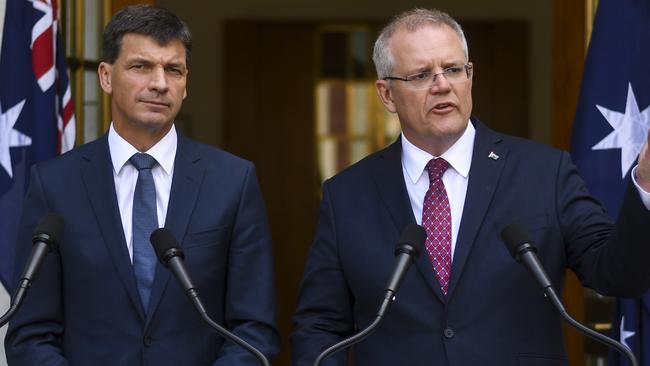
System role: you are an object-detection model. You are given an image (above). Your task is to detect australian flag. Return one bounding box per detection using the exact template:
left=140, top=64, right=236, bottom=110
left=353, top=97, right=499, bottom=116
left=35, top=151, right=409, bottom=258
left=0, top=0, right=75, bottom=295
left=570, top=0, right=650, bottom=365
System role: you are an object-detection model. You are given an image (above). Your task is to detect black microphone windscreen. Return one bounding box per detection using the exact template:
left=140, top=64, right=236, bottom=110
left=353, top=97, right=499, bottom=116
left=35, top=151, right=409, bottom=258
left=397, top=224, right=426, bottom=259
left=150, top=228, right=179, bottom=261
left=500, top=224, right=531, bottom=258
left=33, top=213, right=64, bottom=247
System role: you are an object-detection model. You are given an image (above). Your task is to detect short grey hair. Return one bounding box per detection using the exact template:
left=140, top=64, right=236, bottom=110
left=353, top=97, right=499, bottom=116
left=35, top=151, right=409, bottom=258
left=372, top=8, right=469, bottom=79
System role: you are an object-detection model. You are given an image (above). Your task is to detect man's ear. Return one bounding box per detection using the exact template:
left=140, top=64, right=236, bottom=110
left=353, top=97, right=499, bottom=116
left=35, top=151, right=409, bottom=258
left=375, top=80, right=397, bottom=113
left=98, top=62, right=113, bottom=94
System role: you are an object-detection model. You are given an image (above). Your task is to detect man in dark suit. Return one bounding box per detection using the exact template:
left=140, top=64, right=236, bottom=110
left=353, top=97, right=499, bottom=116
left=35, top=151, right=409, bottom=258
left=5, top=5, right=279, bottom=365
left=291, top=8, right=650, bottom=366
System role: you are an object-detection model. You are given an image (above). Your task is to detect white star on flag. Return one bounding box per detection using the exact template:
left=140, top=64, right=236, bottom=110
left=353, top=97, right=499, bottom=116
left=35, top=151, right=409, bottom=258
left=0, top=99, right=32, bottom=178
left=592, top=83, right=650, bottom=178
left=620, top=316, right=635, bottom=350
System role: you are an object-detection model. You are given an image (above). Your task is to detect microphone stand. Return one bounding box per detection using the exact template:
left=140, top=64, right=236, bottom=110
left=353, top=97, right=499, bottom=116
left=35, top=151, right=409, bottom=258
left=0, top=232, right=56, bottom=327
left=312, top=224, right=425, bottom=366
left=0, top=281, right=28, bottom=327
left=544, top=288, right=637, bottom=366
left=501, top=224, right=638, bottom=366
left=186, top=288, right=270, bottom=366
left=313, top=290, right=395, bottom=366
left=151, top=229, right=270, bottom=366
left=0, top=292, right=24, bottom=327
left=0, top=306, right=18, bottom=328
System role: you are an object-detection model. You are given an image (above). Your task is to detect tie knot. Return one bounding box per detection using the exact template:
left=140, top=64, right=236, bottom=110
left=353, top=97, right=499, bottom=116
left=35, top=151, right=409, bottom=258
left=130, top=153, right=157, bottom=171
left=426, top=158, right=449, bottom=182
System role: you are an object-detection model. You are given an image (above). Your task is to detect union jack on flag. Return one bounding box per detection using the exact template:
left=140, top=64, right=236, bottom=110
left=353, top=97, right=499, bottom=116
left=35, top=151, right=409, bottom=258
left=0, top=0, right=76, bottom=293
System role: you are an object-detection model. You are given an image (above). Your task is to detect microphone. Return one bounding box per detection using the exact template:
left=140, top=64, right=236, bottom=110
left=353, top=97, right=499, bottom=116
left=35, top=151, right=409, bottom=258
left=379, top=224, right=426, bottom=317
left=0, top=213, right=64, bottom=327
left=501, top=224, right=638, bottom=366
left=501, top=224, right=552, bottom=292
left=150, top=228, right=270, bottom=366
left=313, top=224, right=426, bottom=366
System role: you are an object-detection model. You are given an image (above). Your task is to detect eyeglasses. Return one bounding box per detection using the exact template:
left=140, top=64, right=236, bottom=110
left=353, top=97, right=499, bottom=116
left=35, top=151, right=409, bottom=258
left=383, top=63, right=473, bottom=90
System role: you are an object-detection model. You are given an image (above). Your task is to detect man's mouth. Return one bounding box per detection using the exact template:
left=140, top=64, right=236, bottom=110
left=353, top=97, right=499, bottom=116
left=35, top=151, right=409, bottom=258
left=431, top=102, right=455, bottom=113
left=141, top=100, right=170, bottom=108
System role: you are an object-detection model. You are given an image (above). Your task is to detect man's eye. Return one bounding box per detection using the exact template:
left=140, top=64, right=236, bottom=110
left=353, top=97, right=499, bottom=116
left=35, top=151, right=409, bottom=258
left=445, top=66, right=463, bottom=74
left=408, top=72, right=430, bottom=81
left=167, top=68, right=182, bottom=75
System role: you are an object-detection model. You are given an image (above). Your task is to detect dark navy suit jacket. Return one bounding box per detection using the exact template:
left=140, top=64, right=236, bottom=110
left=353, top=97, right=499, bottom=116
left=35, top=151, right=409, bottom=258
left=291, top=119, right=650, bottom=366
left=6, top=132, right=280, bottom=365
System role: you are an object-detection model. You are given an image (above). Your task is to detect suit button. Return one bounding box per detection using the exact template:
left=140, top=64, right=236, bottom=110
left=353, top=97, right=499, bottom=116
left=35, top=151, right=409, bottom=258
left=443, top=327, right=455, bottom=339
left=143, top=336, right=153, bottom=347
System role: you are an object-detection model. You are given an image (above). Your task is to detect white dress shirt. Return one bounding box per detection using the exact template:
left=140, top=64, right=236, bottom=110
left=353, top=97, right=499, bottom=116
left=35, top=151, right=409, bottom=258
left=631, top=166, right=650, bottom=207
left=108, top=124, right=177, bottom=261
left=401, top=121, right=650, bottom=264
left=401, top=122, right=475, bottom=260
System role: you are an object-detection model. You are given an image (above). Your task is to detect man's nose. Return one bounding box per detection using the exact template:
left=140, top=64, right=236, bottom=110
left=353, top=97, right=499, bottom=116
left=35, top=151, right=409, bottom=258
left=428, top=72, right=452, bottom=93
left=148, top=66, right=169, bottom=92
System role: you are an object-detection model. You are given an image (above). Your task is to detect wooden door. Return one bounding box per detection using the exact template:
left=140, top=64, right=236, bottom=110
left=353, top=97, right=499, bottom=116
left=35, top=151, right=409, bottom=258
left=224, top=20, right=318, bottom=365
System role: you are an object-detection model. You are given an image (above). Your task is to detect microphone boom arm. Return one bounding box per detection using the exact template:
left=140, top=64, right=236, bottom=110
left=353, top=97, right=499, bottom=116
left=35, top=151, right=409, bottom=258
left=312, top=290, right=394, bottom=366
left=544, top=288, right=637, bottom=366
left=312, top=224, right=426, bottom=366
left=186, top=288, right=270, bottom=366
left=0, top=214, right=63, bottom=327
left=501, top=224, right=638, bottom=366
left=151, top=229, right=270, bottom=366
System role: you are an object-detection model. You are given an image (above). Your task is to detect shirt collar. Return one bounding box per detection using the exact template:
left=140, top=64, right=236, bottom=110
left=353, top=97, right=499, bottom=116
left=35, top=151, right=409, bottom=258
left=401, top=121, right=475, bottom=184
left=108, top=123, right=177, bottom=176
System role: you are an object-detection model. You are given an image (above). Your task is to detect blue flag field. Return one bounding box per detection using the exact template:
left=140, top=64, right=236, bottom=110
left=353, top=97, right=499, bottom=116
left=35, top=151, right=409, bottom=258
left=570, top=0, right=650, bottom=364
left=0, top=4, right=75, bottom=360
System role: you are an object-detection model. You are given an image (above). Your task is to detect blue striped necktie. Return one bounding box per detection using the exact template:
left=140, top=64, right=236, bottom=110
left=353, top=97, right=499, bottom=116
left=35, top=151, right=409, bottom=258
left=130, top=153, right=158, bottom=313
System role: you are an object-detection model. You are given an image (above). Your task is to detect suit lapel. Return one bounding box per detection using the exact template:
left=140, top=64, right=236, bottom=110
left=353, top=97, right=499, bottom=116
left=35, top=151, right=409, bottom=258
left=447, top=119, right=507, bottom=298
left=370, top=140, right=446, bottom=301
left=145, top=134, right=204, bottom=327
left=370, top=140, right=414, bottom=232
left=80, top=135, right=146, bottom=320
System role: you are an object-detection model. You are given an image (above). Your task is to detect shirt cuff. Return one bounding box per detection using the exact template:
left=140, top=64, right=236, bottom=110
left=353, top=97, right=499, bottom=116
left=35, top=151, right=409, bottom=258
left=631, top=165, right=650, bottom=210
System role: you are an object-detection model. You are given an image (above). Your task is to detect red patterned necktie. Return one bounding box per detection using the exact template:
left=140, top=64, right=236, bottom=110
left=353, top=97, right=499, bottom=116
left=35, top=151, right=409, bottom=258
left=422, top=158, right=452, bottom=296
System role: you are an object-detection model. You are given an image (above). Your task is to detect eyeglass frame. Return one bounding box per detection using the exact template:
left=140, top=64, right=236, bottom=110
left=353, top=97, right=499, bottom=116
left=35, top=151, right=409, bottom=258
left=382, top=62, right=473, bottom=88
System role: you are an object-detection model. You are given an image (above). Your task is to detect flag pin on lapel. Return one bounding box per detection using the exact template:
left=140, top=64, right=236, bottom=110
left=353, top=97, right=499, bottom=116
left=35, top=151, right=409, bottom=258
left=488, top=151, right=499, bottom=161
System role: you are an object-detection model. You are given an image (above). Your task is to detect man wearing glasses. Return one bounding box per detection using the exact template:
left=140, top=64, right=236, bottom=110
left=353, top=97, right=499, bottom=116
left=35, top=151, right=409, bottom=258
left=291, top=8, right=650, bottom=366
